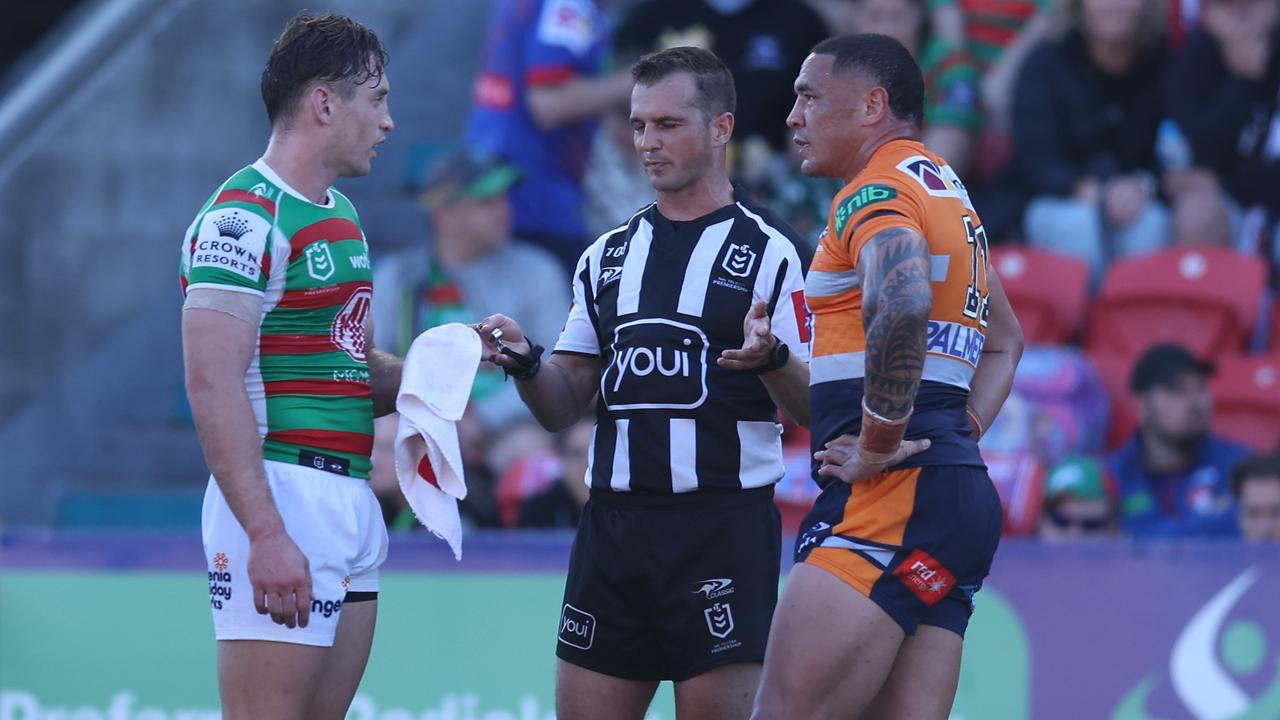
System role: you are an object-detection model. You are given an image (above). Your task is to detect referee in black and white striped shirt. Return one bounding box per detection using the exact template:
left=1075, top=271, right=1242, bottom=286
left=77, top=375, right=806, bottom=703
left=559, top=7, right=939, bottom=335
left=478, top=47, right=810, bottom=720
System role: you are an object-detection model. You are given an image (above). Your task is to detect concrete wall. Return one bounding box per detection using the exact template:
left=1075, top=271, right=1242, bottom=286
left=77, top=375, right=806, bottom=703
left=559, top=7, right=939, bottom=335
left=0, top=0, right=496, bottom=524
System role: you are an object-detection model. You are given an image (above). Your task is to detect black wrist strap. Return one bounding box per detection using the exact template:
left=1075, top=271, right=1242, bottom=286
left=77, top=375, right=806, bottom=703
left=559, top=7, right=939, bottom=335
left=761, top=335, right=788, bottom=374
left=501, top=340, right=545, bottom=381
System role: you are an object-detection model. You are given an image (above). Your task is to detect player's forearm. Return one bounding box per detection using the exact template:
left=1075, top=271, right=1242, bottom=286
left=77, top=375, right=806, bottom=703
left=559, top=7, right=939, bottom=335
left=514, top=355, right=598, bottom=432
left=368, top=347, right=403, bottom=417
left=859, top=229, right=934, bottom=420
left=761, top=356, right=811, bottom=427
left=966, top=345, right=1020, bottom=438
left=186, top=379, right=284, bottom=541
left=526, top=71, right=632, bottom=130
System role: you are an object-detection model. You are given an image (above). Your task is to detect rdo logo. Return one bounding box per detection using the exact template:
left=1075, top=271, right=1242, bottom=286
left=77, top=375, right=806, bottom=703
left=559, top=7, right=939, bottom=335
left=601, top=319, right=708, bottom=410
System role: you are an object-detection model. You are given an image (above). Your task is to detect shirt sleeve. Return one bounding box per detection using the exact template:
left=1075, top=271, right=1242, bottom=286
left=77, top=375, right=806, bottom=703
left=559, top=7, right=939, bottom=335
left=835, top=177, right=927, bottom=263
left=184, top=205, right=273, bottom=295
left=524, top=0, right=603, bottom=86
left=766, top=245, right=811, bottom=362
left=554, top=244, right=600, bottom=355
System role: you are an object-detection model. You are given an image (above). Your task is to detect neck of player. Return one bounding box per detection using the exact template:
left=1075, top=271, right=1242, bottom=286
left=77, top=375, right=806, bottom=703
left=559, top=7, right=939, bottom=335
left=655, top=171, right=735, bottom=221
left=262, top=133, right=339, bottom=205
left=841, top=125, right=919, bottom=185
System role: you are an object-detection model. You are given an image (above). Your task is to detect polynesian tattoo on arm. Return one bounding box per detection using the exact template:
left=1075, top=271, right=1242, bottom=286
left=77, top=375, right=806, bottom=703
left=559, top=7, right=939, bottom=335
left=858, top=226, right=933, bottom=420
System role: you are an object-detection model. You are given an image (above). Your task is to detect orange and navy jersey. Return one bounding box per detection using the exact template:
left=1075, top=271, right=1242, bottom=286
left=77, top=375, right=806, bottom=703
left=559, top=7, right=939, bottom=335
left=806, top=138, right=989, bottom=477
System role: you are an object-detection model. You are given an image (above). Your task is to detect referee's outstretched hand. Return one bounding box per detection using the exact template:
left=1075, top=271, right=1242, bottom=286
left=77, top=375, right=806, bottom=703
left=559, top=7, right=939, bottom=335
left=718, top=300, right=773, bottom=371
left=473, top=314, right=530, bottom=369
left=814, top=433, right=931, bottom=484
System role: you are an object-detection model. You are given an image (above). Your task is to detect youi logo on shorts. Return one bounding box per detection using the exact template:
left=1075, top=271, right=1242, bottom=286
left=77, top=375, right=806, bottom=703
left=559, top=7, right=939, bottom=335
left=601, top=319, right=708, bottom=410
left=558, top=604, right=596, bottom=650
left=692, top=578, right=735, bottom=600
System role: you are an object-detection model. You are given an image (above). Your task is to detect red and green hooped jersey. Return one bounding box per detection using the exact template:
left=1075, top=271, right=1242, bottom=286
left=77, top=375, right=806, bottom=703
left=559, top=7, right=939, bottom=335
left=180, top=160, right=376, bottom=479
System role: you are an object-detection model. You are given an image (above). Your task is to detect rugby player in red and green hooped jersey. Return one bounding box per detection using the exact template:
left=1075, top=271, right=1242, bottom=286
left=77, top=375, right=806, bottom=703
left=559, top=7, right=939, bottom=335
left=179, top=13, right=400, bottom=720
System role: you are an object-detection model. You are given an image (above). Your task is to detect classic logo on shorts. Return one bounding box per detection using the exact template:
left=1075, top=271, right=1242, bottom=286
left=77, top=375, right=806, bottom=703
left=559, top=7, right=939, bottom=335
left=722, top=242, right=757, bottom=278
left=558, top=604, right=596, bottom=650
left=331, top=286, right=372, bottom=362
left=692, top=578, right=735, bottom=600
left=892, top=550, right=957, bottom=606
left=704, top=602, right=735, bottom=639
left=602, top=318, right=708, bottom=410
left=305, top=241, right=336, bottom=281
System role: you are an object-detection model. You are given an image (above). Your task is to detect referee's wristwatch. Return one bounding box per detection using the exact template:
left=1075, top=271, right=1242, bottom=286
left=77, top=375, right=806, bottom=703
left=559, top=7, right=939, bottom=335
left=761, top=335, right=789, bottom=374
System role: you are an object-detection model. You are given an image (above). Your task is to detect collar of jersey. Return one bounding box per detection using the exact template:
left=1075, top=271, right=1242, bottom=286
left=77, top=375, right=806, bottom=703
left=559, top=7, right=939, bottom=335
left=253, top=158, right=337, bottom=209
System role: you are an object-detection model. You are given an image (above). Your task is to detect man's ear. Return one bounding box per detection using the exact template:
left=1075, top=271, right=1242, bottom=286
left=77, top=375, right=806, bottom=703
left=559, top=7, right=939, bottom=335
left=307, top=83, right=336, bottom=126
left=863, top=85, right=890, bottom=126
left=711, top=111, right=735, bottom=148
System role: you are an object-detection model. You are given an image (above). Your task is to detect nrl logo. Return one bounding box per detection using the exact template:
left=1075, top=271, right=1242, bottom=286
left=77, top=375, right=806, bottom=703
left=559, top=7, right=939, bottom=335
left=722, top=243, right=757, bottom=278
left=704, top=602, right=735, bottom=639
left=305, top=241, right=335, bottom=281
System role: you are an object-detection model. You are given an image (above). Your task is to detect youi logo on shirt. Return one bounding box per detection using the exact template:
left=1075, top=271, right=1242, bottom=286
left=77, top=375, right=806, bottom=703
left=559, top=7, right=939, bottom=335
left=602, top=318, right=708, bottom=410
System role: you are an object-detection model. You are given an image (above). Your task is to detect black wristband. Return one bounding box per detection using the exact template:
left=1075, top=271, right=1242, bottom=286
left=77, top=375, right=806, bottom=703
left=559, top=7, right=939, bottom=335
left=500, top=340, right=545, bottom=381
left=761, top=336, right=789, bottom=373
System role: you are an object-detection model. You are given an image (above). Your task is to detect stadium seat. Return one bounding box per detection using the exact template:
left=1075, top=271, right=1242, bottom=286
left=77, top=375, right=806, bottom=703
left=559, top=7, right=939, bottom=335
left=1269, top=296, right=1280, bottom=353
left=1087, top=351, right=1139, bottom=451
left=1210, top=353, right=1280, bottom=452
left=990, top=246, right=1090, bottom=345
left=1086, top=247, right=1266, bottom=363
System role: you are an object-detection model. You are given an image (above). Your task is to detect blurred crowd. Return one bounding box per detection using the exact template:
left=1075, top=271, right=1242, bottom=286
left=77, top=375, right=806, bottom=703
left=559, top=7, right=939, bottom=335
left=367, top=0, right=1280, bottom=542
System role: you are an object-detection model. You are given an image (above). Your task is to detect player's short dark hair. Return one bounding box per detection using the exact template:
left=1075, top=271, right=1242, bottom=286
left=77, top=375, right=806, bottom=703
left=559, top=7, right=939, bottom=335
left=811, top=34, right=924, bottom=126
left=261, top=12, right=389, bottom=126
left=1232, top=452, right=1280, bottom=497
left=631, top=46, right=736, bottom=120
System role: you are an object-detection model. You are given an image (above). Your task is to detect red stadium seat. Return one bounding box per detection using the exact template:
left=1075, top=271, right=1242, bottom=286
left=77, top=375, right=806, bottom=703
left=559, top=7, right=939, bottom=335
left=990, top=246, right=1090, bottom=344
left=1210, top=353, right=1280, bottom=452
left=1088, top=351, right=1139, bottom=450
left=1086, top=247, right=1266, bottom=364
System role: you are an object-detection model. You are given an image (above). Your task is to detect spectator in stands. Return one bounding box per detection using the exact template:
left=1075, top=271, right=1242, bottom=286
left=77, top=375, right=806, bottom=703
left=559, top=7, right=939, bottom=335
left=466, top=0, right=634, bottom=270
left=1010, top=0, right=1171, bottom=282
left=844, top=0, right=983, bottom=179
left=614, top=0, right=829, bottom=155
left=517, top=417, right=593, bottom=528
left=1163, top=0, right=1279, bottom=254
left=1232, top=452, right=1280, bottom=541
left=1039, top=456, right=1120, bottom=540
left=372, top=149, right=570, bottom=431
left=367, top=150, right=570, bottom=530
left=1108, top=343, right=1248, bottom=537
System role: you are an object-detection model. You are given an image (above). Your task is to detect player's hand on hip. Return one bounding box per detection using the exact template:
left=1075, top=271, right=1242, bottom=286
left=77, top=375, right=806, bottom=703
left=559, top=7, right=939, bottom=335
left=473, top=314, right=530, bottom=366
left=718, top=300, right=773, bottom=370
left=814, top=433, right=931, bottom=484
left=247, top=530, right=313, bottom=629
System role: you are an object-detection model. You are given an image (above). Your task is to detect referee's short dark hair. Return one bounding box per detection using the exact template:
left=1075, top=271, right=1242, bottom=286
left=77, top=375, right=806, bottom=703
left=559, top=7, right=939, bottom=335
left=631, top=46, right=736, bottom=120
left=261, top=12, right=389, bottom=127
left=811, top=34, right=924, bottom=127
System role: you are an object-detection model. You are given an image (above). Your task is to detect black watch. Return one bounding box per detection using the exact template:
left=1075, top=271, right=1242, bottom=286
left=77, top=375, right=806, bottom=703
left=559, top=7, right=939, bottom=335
left=761, top=336, right=789, bottom=373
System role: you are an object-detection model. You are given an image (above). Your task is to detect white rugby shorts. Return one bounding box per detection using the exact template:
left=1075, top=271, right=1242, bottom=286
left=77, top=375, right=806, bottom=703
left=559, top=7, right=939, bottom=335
left=202, top=459, right=388, bottom=647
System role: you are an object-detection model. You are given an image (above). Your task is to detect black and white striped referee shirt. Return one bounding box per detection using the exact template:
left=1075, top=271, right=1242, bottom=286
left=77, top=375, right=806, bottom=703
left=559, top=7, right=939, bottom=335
left=554, top=195, right=812, bottom=494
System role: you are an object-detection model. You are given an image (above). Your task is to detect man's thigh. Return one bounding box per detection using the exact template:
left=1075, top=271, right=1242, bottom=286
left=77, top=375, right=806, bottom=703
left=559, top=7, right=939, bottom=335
left=305, top=598, right=379, bottom=720
left=862, top=624, right=963, bottom=720
left=674, top=662, right=760, bottom=720
left=752, top=563, right=905, bottom=720
left=556, top=659, right=658, bottom=720
left=217, top=640, right=329, bottom=720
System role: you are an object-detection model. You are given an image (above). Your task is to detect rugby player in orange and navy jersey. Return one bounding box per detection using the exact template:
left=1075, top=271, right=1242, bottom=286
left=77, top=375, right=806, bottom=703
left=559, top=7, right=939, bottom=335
left=752, top=35, right=1024, bottom=720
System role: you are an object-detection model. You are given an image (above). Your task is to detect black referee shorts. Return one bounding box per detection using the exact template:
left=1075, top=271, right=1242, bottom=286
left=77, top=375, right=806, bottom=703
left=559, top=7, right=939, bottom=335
left=555, top=485, right=781, bottom=682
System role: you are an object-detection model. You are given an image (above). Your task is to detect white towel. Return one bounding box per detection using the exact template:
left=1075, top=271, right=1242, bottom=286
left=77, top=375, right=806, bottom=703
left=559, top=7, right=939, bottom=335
left=393, top=322, right=482, bottom=560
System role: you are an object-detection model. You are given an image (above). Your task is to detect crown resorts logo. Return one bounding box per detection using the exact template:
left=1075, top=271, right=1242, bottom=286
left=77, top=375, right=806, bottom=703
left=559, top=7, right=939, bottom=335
left=1115, top=568, right=1280, bottom=720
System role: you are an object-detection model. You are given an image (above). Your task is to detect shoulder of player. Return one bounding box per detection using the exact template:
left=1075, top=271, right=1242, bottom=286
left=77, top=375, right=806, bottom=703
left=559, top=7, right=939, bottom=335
left=831, top=171, right=917, bottom=239
left=199, top=165, right=279, bottom=222
left=732, top=197, right=809, bottom=267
